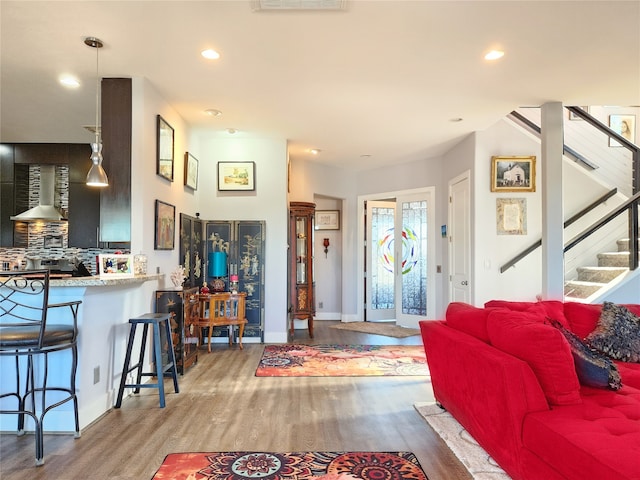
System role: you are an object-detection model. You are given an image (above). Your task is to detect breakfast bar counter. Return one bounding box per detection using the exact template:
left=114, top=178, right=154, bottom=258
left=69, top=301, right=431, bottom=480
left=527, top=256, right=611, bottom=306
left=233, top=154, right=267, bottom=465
left=0, top=274, right=164, bottom=433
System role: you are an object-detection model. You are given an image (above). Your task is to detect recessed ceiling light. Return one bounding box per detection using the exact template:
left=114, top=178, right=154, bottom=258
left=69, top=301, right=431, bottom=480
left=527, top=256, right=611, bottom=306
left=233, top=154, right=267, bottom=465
left=60, top=75, right=80, bottom=88
left=201, top=49, right=220, bottom=60
left=310, top=149, right=321, bottom=155
left=360, top=154, right=372, bottom=158
left=205, top=109, right=222, bottom=117
left=226, top=128, right=237, bottom=134
left=484, top=50, right=505, bottom=61
left=450, top=117, right=464, bottom=122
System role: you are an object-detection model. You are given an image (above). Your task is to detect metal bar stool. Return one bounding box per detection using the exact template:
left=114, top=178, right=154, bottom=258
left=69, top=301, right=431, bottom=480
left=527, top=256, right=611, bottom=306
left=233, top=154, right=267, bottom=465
left=114, top=313, right=179, bottom=409
left=0, top=270, right=82, bottom=466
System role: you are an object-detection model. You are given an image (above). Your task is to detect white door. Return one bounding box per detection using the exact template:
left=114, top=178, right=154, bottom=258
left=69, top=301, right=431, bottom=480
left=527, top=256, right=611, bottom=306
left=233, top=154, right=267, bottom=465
left=365, top=200, right=396, bottom=321
left=449, top=173, right=471, bottom=303
left=395, top=191, right=434, bottom=329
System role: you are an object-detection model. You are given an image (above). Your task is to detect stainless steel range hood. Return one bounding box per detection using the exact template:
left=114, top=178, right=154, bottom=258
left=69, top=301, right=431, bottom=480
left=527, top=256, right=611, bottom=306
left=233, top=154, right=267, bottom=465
left=10, top=165, right=67, bottom=222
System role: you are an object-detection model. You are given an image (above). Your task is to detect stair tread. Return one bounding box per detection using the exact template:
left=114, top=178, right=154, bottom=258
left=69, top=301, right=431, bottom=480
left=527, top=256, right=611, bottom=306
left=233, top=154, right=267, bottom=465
left=577, top=266, right=628, bottom=271
left=564, top=280, right=608, bottom=286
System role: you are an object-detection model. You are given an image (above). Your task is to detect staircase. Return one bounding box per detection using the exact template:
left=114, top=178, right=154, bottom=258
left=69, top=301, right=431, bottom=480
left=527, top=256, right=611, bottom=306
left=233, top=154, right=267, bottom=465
left=564, top=238, right=635, bottom=300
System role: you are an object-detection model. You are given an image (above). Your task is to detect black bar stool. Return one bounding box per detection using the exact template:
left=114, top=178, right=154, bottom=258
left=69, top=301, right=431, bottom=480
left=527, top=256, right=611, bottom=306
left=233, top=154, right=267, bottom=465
left=0, top=270, right=82, bottom=466
left=114, top=313, right=179, bottom=408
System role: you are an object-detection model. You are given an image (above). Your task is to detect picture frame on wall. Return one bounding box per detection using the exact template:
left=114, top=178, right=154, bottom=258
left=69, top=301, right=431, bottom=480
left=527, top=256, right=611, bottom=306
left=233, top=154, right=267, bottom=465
left=490, top=155, right=536, bottom=192
left=315, top=210, right=340, bottom=230
left=184, top=152, right=199, bottom=190
left=217, top=161, right=255, bottom=191
left=609, top=114, right=635, bottom=147
left=157, top=115, right=174, bottom=181
left=155, top=199, right=175, bottom=250
left=496, top=198, right=527, bottom=235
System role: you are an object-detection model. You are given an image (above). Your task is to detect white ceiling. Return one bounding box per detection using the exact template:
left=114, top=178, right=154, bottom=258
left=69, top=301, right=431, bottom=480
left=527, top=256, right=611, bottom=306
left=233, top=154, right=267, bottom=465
left=1, top=1, right=639, bottom=171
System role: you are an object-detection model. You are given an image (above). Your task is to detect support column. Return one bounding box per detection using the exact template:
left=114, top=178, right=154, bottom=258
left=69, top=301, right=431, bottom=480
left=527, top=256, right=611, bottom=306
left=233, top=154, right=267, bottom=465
left=541, top=102, right=564, bottom=300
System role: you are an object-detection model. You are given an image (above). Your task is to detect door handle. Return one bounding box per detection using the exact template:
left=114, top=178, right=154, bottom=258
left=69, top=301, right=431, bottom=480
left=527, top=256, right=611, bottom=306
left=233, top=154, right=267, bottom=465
left=461, top=280, right=468, bottom=286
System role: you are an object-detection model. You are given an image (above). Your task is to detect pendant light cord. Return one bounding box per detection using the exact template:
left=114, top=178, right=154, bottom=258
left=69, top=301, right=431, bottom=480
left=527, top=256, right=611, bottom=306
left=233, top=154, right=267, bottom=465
left=95, top=43, right=100, bottom=145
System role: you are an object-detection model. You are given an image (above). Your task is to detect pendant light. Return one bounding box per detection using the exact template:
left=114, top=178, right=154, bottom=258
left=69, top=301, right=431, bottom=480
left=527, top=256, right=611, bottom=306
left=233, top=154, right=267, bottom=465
left=85, top=36, right=109, bottom=187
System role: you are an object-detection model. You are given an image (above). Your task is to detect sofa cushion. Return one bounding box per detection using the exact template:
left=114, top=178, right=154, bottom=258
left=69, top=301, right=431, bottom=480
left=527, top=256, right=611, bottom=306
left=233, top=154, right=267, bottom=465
left=548, top=318, right=622, bottom=390
left=485, top=299, right=571, bottom=329
left=586, top=302, right=640, bottom=363
left=487, top=309, right=581, bottom=406
left=616, top=361, right=640, bottom=390
left=445, top=302, right=491, bottom=343
left=564, top=302, right=640, bottom=339
left=523, top=385, right=640, bottom=480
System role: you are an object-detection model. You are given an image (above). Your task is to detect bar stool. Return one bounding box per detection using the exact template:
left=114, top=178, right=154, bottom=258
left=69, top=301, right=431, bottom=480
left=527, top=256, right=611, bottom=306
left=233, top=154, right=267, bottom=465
left=114, top=313, right=179, bottom=409
left=0, top=270, right=82, bottom=466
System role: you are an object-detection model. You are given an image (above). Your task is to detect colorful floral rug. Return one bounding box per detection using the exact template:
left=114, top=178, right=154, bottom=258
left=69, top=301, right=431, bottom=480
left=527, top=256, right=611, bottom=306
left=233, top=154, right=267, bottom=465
left=152, top=451, right=429, bottom=480
left=255, top=345, right=429, bottom=377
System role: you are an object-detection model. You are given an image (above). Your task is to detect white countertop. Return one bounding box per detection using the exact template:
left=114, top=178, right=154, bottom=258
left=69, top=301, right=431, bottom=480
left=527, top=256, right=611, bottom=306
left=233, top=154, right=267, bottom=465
left=49, top=273, right=163, bottom=287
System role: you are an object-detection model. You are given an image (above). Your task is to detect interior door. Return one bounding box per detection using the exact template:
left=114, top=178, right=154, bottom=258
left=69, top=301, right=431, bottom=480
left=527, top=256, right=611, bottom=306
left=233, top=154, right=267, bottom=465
left=365, top=200, right=396, bottom=321
left=395, top=192, right=433, bottom=329
left=449, top=173, right=471, bottom=303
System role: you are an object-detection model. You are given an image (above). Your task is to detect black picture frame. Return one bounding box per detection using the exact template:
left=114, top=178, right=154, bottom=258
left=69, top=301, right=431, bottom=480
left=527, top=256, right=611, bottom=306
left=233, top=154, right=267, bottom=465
left=157, top=115, right=174, bottom=181
left=154, top=199, right=175, bottom=250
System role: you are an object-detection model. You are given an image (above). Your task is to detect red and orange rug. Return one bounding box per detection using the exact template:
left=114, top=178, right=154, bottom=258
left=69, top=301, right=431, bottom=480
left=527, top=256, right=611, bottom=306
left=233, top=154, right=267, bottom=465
left=152, top=451, right=429, bottom=480
left=255, top=344, right=428, bottom=377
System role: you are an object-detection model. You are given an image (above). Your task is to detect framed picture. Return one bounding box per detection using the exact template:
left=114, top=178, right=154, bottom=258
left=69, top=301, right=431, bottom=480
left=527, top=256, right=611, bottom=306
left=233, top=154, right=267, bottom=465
left=155, top=200, right=175, bottom=250
left=157, top=115, right=174, bottom=181
left=217, top=161, right=255, bottom=191
left=568, top=106, right=589, bottom=120
left=184, top=152, right=199, bottom=190
left=44, top=235, right=63, bottom=248
left=315, top=210, right=340, bottom=230
left=496, top=198, right=527, bottom=235
left=491, top=155, right=536, bottom=192
left=98, top=254, right=134, bottom=278
left=609, top=114, right=635, bottom=147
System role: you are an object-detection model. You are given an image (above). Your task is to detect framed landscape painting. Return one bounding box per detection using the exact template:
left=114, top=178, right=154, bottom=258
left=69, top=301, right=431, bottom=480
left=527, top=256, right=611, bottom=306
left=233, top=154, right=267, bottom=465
left=218, top=161, right=255, bottom=191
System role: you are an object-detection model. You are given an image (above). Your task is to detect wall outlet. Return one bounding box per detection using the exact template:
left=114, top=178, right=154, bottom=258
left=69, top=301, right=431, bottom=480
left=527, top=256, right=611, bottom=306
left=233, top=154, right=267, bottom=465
left=93, top=366, right=100, bottom=385
left=318, top=301, right=324, bottom=309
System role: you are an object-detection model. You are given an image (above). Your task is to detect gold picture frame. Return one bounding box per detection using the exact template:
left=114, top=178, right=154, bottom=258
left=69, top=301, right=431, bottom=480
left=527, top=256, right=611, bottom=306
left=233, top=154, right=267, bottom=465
left=491, top=156, right=536, bottom=192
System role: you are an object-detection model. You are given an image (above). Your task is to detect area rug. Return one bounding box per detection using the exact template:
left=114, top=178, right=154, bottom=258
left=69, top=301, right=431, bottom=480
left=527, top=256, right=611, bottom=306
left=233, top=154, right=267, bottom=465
left=152, top=451, right=429, bottom=480
left=414, top=402, right=511, bottom=480
left=255, top=345, right=428, bottom=377
left=329, top=322, right=420, bottom=338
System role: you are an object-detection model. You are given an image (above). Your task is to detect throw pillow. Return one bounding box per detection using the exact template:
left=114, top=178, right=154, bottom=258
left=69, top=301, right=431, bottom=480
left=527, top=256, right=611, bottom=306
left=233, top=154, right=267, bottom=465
left=547, top=318, right=622, bottom=390
left=485, top=299, right=570, bottom=329
left=486, top=309, right=581, bottom=406
left=445, top=302, right=491, bottom=343
left=585, top=302, right=640, bottom=363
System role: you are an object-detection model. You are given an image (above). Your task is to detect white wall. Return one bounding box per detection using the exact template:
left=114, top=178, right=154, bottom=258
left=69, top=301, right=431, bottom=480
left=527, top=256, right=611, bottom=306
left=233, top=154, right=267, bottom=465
left=313, top=195, right=342, bottom=319
left=190, top=133, right=289, bottom=343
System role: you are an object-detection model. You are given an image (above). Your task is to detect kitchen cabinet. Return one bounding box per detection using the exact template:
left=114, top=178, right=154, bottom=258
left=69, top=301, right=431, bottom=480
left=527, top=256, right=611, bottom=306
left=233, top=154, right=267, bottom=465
left=288, top=201, right=315, bottom=338
left=155, top=287, right=199, bottom=374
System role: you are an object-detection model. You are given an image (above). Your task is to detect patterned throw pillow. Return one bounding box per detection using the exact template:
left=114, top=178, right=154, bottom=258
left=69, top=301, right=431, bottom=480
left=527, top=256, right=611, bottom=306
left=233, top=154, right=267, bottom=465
left=586, top=302, right=640, bottom=363
left=548, top=318, right=622, bottom=390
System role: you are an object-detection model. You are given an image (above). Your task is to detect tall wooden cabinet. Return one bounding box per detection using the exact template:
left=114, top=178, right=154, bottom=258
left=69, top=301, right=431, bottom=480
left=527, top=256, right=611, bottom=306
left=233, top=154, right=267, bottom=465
left=288, top=202, right=315, bottom=338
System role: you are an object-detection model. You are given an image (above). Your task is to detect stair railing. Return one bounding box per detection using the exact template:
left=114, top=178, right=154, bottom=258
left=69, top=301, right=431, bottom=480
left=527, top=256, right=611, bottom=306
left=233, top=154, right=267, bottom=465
left=501, top=106, right=640, bottom=273
left=500, top=188, right=619, bottom=273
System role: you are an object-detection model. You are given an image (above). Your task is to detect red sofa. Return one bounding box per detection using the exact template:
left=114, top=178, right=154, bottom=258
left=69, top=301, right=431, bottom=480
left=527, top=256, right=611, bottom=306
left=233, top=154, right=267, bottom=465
left=419, top=300, right=640, bottom=480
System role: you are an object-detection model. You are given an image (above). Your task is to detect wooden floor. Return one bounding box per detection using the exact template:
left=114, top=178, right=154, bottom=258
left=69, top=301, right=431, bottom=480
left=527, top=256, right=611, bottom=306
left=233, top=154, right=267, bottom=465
left=0, top=321, right=471, bottom=480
